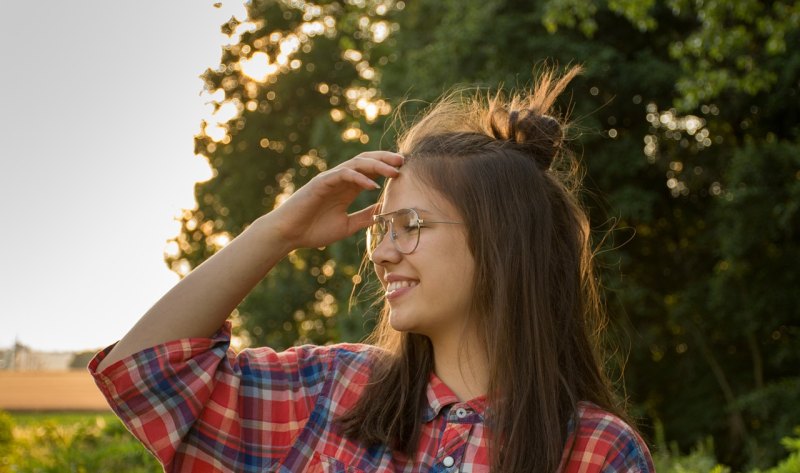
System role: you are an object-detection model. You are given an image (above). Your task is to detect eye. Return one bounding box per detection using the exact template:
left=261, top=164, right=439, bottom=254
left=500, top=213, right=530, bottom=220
left=398, top=213, right=419, bottom=234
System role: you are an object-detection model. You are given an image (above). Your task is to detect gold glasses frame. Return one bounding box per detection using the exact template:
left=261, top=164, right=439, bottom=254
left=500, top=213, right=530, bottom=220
left=367, top=208, right=462, bottom=255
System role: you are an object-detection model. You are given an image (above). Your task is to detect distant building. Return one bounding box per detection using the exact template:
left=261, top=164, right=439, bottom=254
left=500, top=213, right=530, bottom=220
left=0, top=339, right=74, bottom=371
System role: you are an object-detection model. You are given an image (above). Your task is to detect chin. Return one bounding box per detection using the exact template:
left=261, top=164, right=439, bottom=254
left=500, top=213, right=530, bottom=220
left=388, top=309, right=417, bottom=333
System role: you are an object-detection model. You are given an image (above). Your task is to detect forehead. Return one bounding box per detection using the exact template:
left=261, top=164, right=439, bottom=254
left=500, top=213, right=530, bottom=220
left=381, top=171, right=453, bottom=217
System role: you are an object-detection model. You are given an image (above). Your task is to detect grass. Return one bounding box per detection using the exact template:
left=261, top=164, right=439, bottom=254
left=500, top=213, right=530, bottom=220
left=2, top=411, right=798, bottom=473
left=0, top=410, right=161, bottom=472
left=9, top=410, right=116, bottom=427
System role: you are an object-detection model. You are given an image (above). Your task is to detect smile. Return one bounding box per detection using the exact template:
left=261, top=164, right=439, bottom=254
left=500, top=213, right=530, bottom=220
left=386, top=280, right=418, bottom=295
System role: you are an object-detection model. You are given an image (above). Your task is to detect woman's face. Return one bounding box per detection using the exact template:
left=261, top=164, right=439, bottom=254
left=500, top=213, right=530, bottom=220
left=370, top=169, right=477, bottom=343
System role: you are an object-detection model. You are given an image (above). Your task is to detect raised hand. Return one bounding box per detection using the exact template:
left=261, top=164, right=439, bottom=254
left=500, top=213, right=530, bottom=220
left=269, top=151, right=404, bottom=250
left=95, top=150, right=403, bottom=370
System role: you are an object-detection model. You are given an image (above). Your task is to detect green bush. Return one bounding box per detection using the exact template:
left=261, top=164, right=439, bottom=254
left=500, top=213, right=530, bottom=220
left=653, top=437, right=731, bottom=473
left=0, top=410, right=160, bottom=472
left=0, top=410, right=14, bottom=469
left=751, top=429, right=800, bottom=473
left=2, top=409, right=798, bottom=473
left=0, top=411, right=12, bottom=445
left=651, top=422, right=800, bottom=473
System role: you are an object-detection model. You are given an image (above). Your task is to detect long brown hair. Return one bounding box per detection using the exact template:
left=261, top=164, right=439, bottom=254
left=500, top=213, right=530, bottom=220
left=338, top=66, right=626, bottom=472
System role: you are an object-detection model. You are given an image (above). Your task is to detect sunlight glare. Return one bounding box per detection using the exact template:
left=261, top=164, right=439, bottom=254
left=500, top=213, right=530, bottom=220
left=208, top=232, right=232, bottom=250
left=343, top=49, right=362, bottom=62
left=330, top=109, right=345, bottom=122
left=222, top=21, right=257, bottom=47
left=164, top=241, right=181, bottom=258
left=191, top=153, right=215, bottom=183
left=172, top=259, right=191, bottom=277
left=205, top=122, right=228, bottom=142
left=342, top=127, right=363, bottom=141
left=301, top=20, right=326, bottom=36
left=240, top=52, right=278, bottom=82
left=214, top=101, right=239, bottom=122
left=370, top=21, right=390, bottom=43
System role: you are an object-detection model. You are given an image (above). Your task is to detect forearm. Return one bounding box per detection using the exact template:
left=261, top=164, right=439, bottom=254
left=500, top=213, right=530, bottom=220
left=94, top=151, right=403, bottom=372
left=96, top=213, right=291, bottom=371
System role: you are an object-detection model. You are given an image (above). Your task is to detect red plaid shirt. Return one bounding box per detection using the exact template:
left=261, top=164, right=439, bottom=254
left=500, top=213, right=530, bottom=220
left=90, top=322, right=653, bottom=472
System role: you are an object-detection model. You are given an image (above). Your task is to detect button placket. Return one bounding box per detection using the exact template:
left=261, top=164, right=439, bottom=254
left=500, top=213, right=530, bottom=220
left=435, top=411, right=473, bottom=471
left=434, top=443, right=467, bottom=472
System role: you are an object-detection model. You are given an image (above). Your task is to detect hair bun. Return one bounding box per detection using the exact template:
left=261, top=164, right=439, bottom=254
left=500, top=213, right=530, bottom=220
left=490, top=107, right=564, bottom=170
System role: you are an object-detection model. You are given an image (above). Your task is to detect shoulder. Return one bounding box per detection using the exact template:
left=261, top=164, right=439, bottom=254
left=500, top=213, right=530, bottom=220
left=561, top=402, right=655, bottom=473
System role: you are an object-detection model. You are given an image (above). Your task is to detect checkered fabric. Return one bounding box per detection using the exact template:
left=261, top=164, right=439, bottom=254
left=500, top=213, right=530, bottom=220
left=90, top=322, right=653, bottom=472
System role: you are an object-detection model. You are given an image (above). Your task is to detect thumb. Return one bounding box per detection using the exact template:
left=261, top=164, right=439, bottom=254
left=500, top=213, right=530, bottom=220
left=348, top=204, right=378, bottom=234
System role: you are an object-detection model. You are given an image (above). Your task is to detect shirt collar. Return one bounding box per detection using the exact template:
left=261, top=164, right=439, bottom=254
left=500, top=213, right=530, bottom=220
left=422, top=372, right=488, bottom=423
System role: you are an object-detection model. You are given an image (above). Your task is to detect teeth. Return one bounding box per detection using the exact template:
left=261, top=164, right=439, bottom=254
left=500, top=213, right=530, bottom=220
left=387, top=280, right=418, bottom=293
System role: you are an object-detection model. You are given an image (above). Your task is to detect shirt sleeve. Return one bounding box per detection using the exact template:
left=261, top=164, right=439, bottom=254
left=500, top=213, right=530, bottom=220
left=88, top=321, right=356, bottom=471
left=561, top=403, right=655, bottom=473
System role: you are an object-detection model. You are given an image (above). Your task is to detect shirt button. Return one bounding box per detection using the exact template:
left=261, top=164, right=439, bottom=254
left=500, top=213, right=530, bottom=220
left=442, top=456, right=455, bottom=468
left=455, top=407, right=468, bottom=418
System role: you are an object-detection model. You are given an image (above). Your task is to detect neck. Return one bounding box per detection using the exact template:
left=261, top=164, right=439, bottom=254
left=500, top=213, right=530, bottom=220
left=429, top=326, right=489, bottom=401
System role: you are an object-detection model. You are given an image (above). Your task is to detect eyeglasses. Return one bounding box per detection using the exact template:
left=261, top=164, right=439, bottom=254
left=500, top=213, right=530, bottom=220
left=367, top=208, right=462, bottom=255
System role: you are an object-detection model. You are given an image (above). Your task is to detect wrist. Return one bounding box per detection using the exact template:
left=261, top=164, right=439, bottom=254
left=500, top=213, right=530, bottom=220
left=249, top=213, right=296, bottom=256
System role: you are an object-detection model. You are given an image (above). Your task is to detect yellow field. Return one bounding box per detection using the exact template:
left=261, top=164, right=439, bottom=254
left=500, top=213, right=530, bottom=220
left=0, top=370, right=110, bottom=411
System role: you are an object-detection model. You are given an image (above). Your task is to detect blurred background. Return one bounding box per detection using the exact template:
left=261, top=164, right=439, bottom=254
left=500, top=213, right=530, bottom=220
left=1, top=0, right=798, bottom=471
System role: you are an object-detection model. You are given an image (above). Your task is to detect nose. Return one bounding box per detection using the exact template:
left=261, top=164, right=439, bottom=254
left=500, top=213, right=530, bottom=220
left=369, top=231, right=402, bottom=266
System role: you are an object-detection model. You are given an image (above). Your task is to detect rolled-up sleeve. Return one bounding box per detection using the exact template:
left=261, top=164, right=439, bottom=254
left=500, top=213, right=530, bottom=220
left=88, top=322, right=346, bottom=471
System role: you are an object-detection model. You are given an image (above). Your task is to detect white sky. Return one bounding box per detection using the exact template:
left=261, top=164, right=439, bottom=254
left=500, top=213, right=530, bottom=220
left=0, top=1, right=247, bottom=351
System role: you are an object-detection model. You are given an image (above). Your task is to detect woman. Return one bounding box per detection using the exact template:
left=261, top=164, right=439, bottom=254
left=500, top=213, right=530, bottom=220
left=91, top=67, right=654, bottom=472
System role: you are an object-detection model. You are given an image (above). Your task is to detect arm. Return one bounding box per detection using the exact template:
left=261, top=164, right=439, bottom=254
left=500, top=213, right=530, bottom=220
left=96, top=152, right=403, bottom=372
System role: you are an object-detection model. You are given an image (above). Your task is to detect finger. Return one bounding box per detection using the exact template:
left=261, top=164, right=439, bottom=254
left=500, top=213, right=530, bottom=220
left=326, top=167, right=381, bottom=191
left=348, top=204, right=379, bottom=233
left=344, top=156, right=402, bottom=179
left=355, top=150, right=405, bottom=167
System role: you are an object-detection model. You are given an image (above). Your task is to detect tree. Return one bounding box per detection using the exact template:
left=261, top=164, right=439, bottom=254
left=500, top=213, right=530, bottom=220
left=535, top=0, right=800, bottom=468
left=169, top=0, right=403, bottom=349
left=169, top=0, right=799, bottom=468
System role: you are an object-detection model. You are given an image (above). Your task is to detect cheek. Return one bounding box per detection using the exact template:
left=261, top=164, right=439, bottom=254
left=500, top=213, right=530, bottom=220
left=440, top=243, right=476, bottom=293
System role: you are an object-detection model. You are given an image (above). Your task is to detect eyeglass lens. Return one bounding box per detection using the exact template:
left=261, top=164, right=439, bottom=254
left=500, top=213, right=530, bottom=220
left=367, top=209, right=420, bottom=255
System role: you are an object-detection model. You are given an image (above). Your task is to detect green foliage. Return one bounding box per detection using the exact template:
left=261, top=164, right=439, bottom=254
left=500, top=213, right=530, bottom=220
left=169, top=0, right=800, bottom=470
left=2, top=411, right=797, bottom=473
left=651, top=426, right=800, bottom=473
left=172, top=0, right=399, bottom=349
left=543, top=0, right=800, bottom=111
left=653, top=438, right=730, bottom=473
left=0, top=411, right=160, bottom=472
left=532, top=0, right=800, bottom=469
left=757, top=429, right=800, bottom=473
left=542, top=0, right=600, bottom=37
left=0, top=411, right=12, bottom=457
